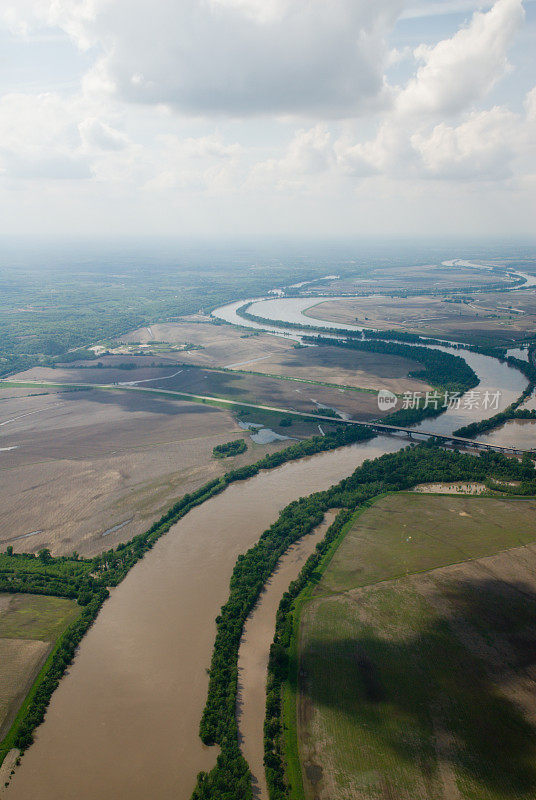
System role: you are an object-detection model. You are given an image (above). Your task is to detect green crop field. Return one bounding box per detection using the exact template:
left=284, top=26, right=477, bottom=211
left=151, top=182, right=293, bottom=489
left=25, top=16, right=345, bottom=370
left=0, top=594, right=80, bottom=741
left=316, top=493, right=536, bottom=595
left=293, top=494, right=536, bottom=800
left=0, top=595, right=80, bottom=641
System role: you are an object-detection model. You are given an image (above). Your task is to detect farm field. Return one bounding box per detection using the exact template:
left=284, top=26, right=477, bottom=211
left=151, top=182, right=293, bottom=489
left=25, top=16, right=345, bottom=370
left=0, top=594, right=79, bottom=740
left=99, top=320, right=429, bottom=394
left=11, top=362, right=404, bottom=421
left=295, top=494, right=536, bottom=800
left=307, top=264, right=518, bottom=296
left=223, top=345, right=428, bottom=394
left=304, top=289, right=536, bottom=346
left=0, top=384, right=295, bottom=557
left=119, top=320, right=296, bottom=369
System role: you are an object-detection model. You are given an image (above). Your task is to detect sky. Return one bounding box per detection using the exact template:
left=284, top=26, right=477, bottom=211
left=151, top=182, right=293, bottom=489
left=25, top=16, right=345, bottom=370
left=0, top=0, right=535, bottom=239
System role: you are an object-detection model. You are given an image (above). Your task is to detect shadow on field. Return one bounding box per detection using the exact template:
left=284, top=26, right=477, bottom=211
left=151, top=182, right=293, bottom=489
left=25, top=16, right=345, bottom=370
left=60, top=386, right=219, bottom=416
left=296, top=578, right=536, bottom=798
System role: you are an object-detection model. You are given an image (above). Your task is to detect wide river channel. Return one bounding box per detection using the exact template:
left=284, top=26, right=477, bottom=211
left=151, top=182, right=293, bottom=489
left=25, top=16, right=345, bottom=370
left=8, top=289, right=530, bottom=800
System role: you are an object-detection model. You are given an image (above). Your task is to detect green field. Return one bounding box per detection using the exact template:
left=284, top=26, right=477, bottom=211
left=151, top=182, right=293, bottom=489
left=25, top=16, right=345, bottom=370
left=0, top=594, right=80, bottom=741
left=292, top=494, right=536, bottom=800
left=0, top=595, right=80, bottom=641
left=316, top=493, right=536, bottom=594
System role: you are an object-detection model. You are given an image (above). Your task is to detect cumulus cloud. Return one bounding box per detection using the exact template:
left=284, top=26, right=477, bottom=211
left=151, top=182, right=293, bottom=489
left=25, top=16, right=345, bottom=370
left=0, top=91, right=132, bottom=180
left=254, top=81, right=536, bottom=188
left=396, top=0, right=524, bottom=117
left=410, top=107, right=520, bottom=179
left=3, top=0, right=405, bottom=117
left=251, top=125, right=334, bottom=188
left=0, top=0, right=533, bottom=200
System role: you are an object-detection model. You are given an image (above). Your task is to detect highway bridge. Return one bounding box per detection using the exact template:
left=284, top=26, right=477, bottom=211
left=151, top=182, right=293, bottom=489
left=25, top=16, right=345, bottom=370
left=338, top=418, right=530, bottom=457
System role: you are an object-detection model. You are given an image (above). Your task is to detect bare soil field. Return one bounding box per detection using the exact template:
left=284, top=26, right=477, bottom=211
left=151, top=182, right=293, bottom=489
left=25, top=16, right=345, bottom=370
left=11, top=363, right=395, bottom=421
left=297, top=494, right=536, bottom=800
left=0, top=639, right=49, bottom=740
left=0, top=594, right=79, bottom=740
left=304, top=292, right=536, bottom=345
left=309, top=264, right=516, bottom=296
left=225, top=345, right=430, bottom=394
left=119, top=320, right=295, bottom=368
left=65, top=319, right=429, bottom=393
left=0, top=385, right=292, bottom=557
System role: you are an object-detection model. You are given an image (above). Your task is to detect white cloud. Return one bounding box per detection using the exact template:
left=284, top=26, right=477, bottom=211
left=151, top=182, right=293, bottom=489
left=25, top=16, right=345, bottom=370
left=5, top=0, right=405, bottom=117
left=0, top=0, right=534, bottom=236
left=411, top=106, right=520, bottom=179
left=0, top=92, right=89, bottom=179
left=251, top=125, right=334, bottom=190
left=79, top=118, right=129, bottom=151
left=145, top=133, right=244, bottom=191
left=396, top=0, right=524, bottom=117
left=0, top=91, right=134, bottom=180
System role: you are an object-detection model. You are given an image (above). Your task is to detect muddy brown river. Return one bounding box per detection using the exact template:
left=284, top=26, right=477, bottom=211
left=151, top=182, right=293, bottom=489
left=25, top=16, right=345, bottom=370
left=7, top=437, right=401, bottom=800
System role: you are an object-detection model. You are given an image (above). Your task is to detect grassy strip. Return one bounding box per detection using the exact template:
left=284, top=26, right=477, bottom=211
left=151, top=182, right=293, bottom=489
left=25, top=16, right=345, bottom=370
left=261, top=446, right=536, bottom=800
